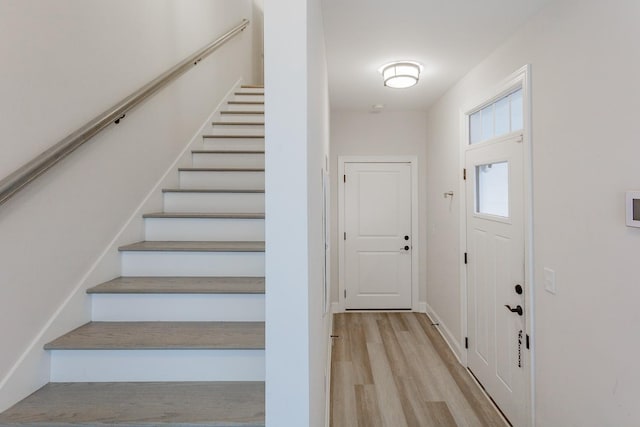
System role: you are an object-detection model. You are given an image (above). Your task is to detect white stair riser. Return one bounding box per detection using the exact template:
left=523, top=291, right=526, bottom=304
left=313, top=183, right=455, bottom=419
left=192, top=152, right=264, bottom=169
left=163, top=192, right=264, bottom=213
left=92, top=294, right=265, bottom=321
left=50, top=349, right=264, bottom=382
left=121, top=251, right=265, bottom=276
left=208, top=128, right=264, bottom=137
left=180, top=171, right=264, bottom=190
left=211, top=123, right=264, bottom=129
left=145, top=217, right=265, bottom=241
left=232, top=95, right=264, bottom=103
left=236, top=89, right=264, bottom=95
left=217, top=114, right=264, bottom=123
left=203, top=137, right=264, bottom=151
left=225, top=103, right=264, bottom=112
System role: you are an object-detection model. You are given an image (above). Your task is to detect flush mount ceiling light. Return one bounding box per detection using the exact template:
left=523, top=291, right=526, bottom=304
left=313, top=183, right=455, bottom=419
left=378, top=61, right=423, bottom=89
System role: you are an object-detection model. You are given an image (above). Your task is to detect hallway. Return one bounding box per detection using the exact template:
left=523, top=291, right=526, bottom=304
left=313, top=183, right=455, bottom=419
left=330, top=313, right=506, bottom=427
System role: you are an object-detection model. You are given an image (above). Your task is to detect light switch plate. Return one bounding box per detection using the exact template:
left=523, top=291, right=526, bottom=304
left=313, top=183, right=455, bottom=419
left=544, top=268, right=556, bottom=294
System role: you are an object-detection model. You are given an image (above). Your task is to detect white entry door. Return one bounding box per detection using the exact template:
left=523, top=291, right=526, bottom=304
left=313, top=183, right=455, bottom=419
left=465, top=135, right=527, bottom=426
left=343, top=162, right=412, bottom=309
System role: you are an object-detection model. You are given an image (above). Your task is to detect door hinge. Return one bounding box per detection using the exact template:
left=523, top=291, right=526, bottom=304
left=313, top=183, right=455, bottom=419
left=463, top=168, right=467, bottom=180
left=343, top=174, right=346, bottom=183
left=464, top=252, right=468, bottom=264
left=526, top=334, right=530, bottom=349
left=344, top=232, right=346, bottom=240
left=344, top=289, right=347, bottom=298
left=465, top=337, right=469, bottom=349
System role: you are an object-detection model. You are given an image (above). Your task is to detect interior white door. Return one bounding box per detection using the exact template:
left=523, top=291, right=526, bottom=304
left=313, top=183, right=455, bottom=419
left=344, top=162, right=412, bottom=309
left=466, top=135, right=527, bottom=426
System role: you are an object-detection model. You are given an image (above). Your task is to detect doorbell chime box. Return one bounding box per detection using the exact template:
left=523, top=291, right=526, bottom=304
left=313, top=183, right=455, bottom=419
left=626, top=191, right=640, bottom=228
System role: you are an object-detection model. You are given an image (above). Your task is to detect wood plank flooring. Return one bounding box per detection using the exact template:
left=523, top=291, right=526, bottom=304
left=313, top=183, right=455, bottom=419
left=44, top=321, right=265, bottom=350
left=87, top=276, right=265, bottom=294
left=330, top=313, right=507, bottom=427
left=118, top=241, right=265, bottom=252
left=0, top=382, right=264, bottom=426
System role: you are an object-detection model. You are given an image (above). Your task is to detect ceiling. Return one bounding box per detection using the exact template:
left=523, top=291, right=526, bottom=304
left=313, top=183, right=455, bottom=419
left=321, top=0, right=553, bottom=111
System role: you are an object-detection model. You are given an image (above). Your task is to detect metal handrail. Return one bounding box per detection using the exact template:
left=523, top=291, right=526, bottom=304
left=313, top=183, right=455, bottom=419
left=0, top=19, right=250, bottom=207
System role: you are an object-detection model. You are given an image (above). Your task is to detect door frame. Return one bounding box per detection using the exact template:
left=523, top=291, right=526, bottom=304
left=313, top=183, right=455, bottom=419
left=337, top=156, right=420, bottom=312
left=458, top=65, right=534, bottom=426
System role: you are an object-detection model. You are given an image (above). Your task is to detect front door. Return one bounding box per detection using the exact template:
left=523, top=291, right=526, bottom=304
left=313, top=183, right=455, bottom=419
left=343, top=162, right=412, bottom=309
left=465, top=133, right=527, bottom=426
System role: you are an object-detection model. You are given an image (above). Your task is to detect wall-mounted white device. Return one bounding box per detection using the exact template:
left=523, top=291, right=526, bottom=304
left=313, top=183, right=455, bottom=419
left=626, top=191, right=640, bottom=227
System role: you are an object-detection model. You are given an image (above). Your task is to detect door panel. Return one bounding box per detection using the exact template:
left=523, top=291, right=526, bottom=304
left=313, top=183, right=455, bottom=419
left=466, top=136, right=526, bottom=426
left=344, top=163, right=412, bottom=309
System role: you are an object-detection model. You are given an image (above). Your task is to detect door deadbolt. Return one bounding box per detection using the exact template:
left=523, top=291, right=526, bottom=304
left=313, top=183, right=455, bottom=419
left=404, top=235, right=410, bottom=240
left=514, top=284, right=523, bottom=295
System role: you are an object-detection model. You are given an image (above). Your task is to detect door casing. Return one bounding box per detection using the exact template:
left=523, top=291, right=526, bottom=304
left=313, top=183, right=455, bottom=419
left=338, top=156, right=420, bottom=312
left=459, top=65, right=534, bottom=427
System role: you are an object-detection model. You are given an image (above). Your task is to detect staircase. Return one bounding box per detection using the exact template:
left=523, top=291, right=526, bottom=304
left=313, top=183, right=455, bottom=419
left=0, top=85, right=266, bottom=426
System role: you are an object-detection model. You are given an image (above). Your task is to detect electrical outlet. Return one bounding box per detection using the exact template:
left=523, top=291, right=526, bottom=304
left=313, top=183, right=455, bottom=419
left=544, top=268, right=556, bottom=294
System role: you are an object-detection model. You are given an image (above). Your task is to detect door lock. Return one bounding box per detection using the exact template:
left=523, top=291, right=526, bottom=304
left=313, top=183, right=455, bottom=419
left=514, top=284, right=523, bottom=295
left=404, top=235, right=410, bottom=240
left=400, top=245, right=410, bottom=251
left=504, top=304, right=523, bottom=316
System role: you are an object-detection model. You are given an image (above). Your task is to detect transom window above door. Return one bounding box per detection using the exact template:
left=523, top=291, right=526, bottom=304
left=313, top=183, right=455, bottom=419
left=469, top=87, right=522, bottom=144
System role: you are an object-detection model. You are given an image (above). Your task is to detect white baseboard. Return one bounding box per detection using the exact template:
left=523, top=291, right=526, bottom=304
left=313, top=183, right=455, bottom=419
left=417, top=302, right=427, bottom=313
left=331, top=302, right=341, bottom=314
left=424, top=303, right=464, bottom=365
left=0, top=79, right=243, bottom=413
left=324, top=314, right=333, bottom=427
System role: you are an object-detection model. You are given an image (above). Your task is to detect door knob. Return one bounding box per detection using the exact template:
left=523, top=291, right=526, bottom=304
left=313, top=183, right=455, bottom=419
left=400, top=246, right=410, bottom=251
left=504, top=304, right=523, bottom=316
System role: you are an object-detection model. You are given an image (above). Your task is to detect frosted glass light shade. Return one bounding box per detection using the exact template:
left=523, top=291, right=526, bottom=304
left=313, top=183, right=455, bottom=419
left=379, top=61, right=421, bottom=89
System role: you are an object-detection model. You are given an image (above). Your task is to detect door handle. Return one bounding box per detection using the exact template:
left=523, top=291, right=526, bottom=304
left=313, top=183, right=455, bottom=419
left=400, top=245, right=410, bottom=251
left=504, top=304, right=523, bottom=316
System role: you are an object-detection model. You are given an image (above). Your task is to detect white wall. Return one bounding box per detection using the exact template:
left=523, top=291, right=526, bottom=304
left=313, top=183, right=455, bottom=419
left=425, top=0, right=640, bottom=425
left=264, top=0, right=331, bottom=425
left=329, top=111, right=428, bottom=306
left=0, top=0, right=255, bottom=411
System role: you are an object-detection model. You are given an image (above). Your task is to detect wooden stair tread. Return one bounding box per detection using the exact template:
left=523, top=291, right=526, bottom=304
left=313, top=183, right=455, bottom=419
left=143, top=212, right=265, bottom=219
left=203, top=134, right=264, bottom=138
left=162, top=188, right=264, bottom=194
left=0, top=381, right=264, bottom=426
left=234, top=92, right=264, bottom=96
left=212, top=121, right=265, bottom=126
left=228, top=101, right=264, bottom=105
left=241, top=85, right=264, bottom=88
left=192, top=149, right=265, bottom=154
left=119, top=241, right=265, bottom=252
left=44, top=321, right=265, bottom=350
left=87, top=276, right=265, bottom=294
left=220, top=111, right=264, bottom=115
left=178, top=167, right=265, bottom=172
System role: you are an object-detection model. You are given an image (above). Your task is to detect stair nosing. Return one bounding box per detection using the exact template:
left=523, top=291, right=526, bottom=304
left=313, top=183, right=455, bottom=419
left=235, top=92, right=264, bottom=95
left=228, top=101, right=264, bottom=105
left=87, top=276, right=266, bottom=295
left=44, top=321, right=265, bottom=350
left=192, top=149, right=265, bottom=154
left=162, top=188, right=264, bottom=193
left=178, top=167, right=265, bottom=172
left=212, top=121, right=265, bottom=126
left=118, top=241, right=265, bottom=253
left=143, top=212, right=265, bottom=219
left=220, top=111, right=264, bottom=115
left=203, top=134, right=264, bottom=139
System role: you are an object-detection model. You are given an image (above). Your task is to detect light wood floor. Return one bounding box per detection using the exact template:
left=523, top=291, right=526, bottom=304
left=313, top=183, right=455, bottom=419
left=330, top=313, right=507, bottom=427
